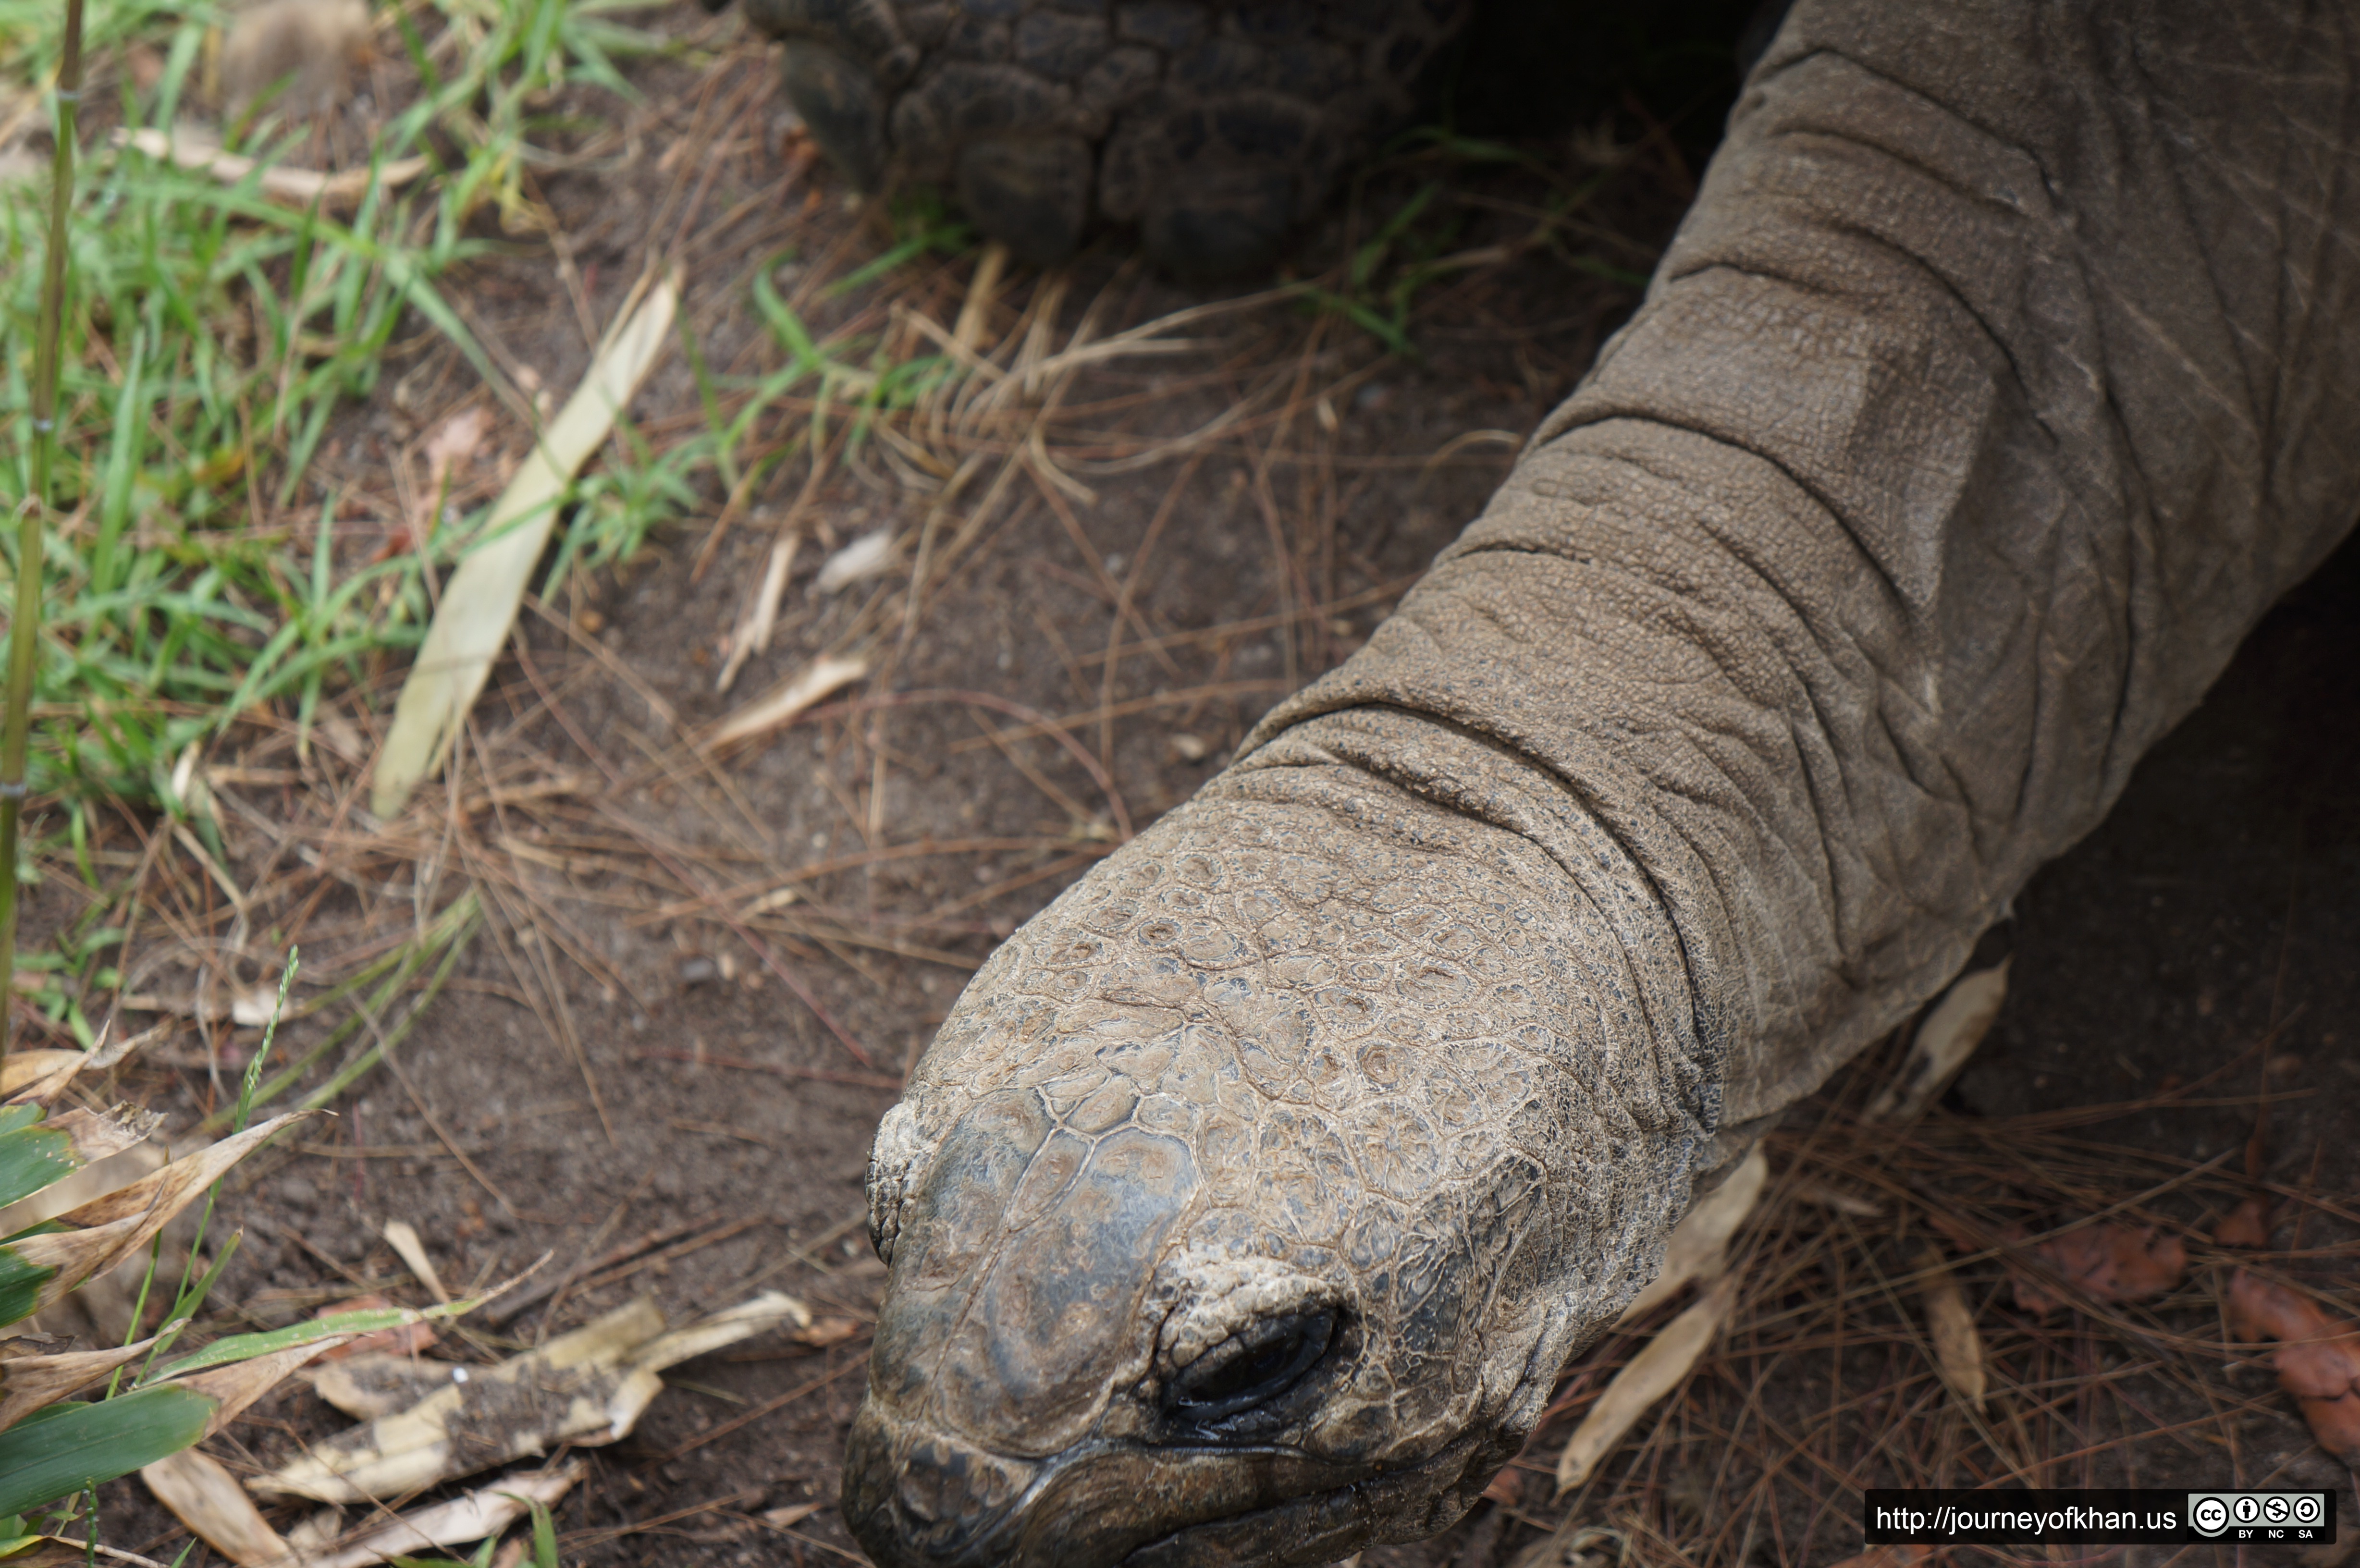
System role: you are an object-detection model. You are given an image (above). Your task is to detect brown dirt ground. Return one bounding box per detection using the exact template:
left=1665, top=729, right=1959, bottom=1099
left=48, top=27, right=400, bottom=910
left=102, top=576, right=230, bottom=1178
left=22, top=7, right=2357, bottom=1567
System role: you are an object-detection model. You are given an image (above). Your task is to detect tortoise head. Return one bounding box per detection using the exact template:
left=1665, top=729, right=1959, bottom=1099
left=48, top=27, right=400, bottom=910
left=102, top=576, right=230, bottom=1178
left=840, top=800, right=1704, bottom=1568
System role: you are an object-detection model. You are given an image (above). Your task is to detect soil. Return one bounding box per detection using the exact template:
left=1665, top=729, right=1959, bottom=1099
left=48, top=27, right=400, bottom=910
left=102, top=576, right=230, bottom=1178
left=24, top=6, right=2357, bottom=1568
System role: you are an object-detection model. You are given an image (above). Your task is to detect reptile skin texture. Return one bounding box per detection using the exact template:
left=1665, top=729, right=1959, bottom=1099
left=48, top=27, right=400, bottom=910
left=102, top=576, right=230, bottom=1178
left=837, top=1, right=2360, bottom=1564
left=734, top=0, right=1473, bottom=270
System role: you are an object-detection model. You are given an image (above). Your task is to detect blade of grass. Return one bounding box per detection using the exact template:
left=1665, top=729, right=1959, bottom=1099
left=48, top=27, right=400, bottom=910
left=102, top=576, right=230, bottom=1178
left=208, top=893, right=479, bottom=1130
left=0, top=0, right=84, bottom=1066
left=0, top=1386, right=213, bottom=1518
left=145, top=1296, right=485, bottom=1383
left=129, top=952, right=297, bottom=1382
left=224, top=899, right=472, bottom=1117
left=291, top=903, right=477, bottom=1114
left=371, top=272, right=680, bottom=818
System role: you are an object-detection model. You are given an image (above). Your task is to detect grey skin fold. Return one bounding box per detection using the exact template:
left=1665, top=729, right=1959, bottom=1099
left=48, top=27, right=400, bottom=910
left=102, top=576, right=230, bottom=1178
left=841, top=3, right=2360, bottom=1565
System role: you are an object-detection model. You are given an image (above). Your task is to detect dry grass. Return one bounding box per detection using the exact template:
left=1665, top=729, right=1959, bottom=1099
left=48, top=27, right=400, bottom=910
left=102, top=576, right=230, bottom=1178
left=1493, top=1041, right=2359, bottom=1568
left=31, top=26, right=1581, bottom=1103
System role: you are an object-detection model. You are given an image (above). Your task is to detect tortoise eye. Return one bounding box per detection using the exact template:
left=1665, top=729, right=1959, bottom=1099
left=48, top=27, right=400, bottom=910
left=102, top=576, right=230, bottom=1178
left=1166, top=1310, right=1337, bottom=1423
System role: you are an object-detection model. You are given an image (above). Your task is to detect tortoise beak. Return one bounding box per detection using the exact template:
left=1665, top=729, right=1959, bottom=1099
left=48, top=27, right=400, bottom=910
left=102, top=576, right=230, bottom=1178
left=842, top=1400, right=1042, bottom=1568
left=843, top=1395, right=1385, bottom=1568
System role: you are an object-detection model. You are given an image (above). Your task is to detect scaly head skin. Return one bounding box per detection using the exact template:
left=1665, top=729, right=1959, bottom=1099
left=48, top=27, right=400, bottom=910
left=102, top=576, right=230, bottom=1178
left=845, top=745, right=1712, bottom=1568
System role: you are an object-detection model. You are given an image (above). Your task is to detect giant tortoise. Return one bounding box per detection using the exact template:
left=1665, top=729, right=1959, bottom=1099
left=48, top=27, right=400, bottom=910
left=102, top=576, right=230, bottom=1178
left=720, top=0, right=2360, bottom=1563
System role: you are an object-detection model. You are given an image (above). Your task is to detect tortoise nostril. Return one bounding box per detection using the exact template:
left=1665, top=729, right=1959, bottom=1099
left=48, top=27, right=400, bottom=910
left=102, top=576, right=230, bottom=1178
left=897, top=1433, right=1031, bottom=1530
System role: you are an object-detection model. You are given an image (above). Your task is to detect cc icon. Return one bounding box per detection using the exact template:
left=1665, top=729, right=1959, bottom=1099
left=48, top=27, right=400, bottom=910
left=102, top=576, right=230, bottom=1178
left=2191, top=1496, right=2230, bottom=1537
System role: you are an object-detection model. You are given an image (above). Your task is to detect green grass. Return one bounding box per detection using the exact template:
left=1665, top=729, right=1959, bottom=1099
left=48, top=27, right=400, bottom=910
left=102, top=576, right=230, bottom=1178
left=0, top=0, right=696, bottom=1049
left=0, top=0, right=884, bottom=1544
left=0, top=956, right=497, bottom=1544
left=0, top=0, right=202, bottom=88
left=0, top=0, right=981, bottom=1053
left=0, top=0, right=955, bottom=833
left=0, top=0, right=691, bottom=822
left=826, top=184, right=974, bottom=297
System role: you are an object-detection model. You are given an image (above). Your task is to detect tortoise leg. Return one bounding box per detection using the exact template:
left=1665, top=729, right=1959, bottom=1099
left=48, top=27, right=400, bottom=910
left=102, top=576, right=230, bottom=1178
left=738, top=0, right=1475, bottom=274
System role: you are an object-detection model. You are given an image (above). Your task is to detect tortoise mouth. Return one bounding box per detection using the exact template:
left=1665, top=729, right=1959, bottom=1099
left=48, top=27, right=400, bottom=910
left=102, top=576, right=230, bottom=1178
left=1109, top=1475, right=1374, bottom=1568
left=1108, top=1427, right=1495, bottom=1568
left=844, top=1398, right=1379, bottom=1568
left=847, top=1392, right=1497, bottom=1568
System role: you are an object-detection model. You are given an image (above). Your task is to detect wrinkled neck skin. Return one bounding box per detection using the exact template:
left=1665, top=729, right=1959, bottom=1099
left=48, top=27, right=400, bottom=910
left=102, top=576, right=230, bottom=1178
left=845, top=3, right=2360, bottom=1565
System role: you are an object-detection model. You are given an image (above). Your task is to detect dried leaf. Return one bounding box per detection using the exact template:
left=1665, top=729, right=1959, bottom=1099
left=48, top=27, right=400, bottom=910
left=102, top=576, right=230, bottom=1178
left=0, top=1329, right=168, bottom=1431
left=631, top=1291, right=811, bottom=1372
left=1478, top=1466, right=1524, bottom=1507
left=1615, top=1146, right=1766, bottom=1326
left=257, top=1293, right=803, bottom=1501
left=296, top=1461, right=584, bottom=1568
left=707, top=655, right=869, bottom=748
left=2225, top=1270, right=2360, bottom=1468
left=227, top=985, right=283, bottom=1029
left=716, top=534, right=799, bottom=693
left=0, top=1133, right=166, bottom=1241
left=2012, top=1222, right=2187, bottom=1315
left=0, top=1106, right=160, bottom=1221
left=256, top=1296, right=664, bottom=1498
left=380, top=1221, right=448, bottom=1303
left=285, top=1508, right=348, bottom=1555
left=306, top=1351, right=461, bottom=1420
left=1556, top=1274, right=1735, bottom=1494
left=1866, top=961, right=2009, bottom=1123
left=813, top=530, right=893, bottom=592
left=424, top=406, right=489, bottom=480
left=57, top=1115, right=300, bottom=1231
left=113, top=128, right=428, bottom=209
left=2213, top=1195, right=2273, bottom=1249
left=1792, top=1178, right=1884, bottom=1218
left=760, top=1502, right=822, bottom=1531
left=0, top=1051, right=86, bottom=1107
left=792, top=1317, right=862, bottom=1349
left=1916, top=1246, right=1985, bottom=1412
left=372, top=272, right=680, bottom=818
left=8, top=1116, right=307, bottom=1315
left=40, top=1108, right=159, bottom=1170
left=142, top=1448, right=293, bottom=1566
